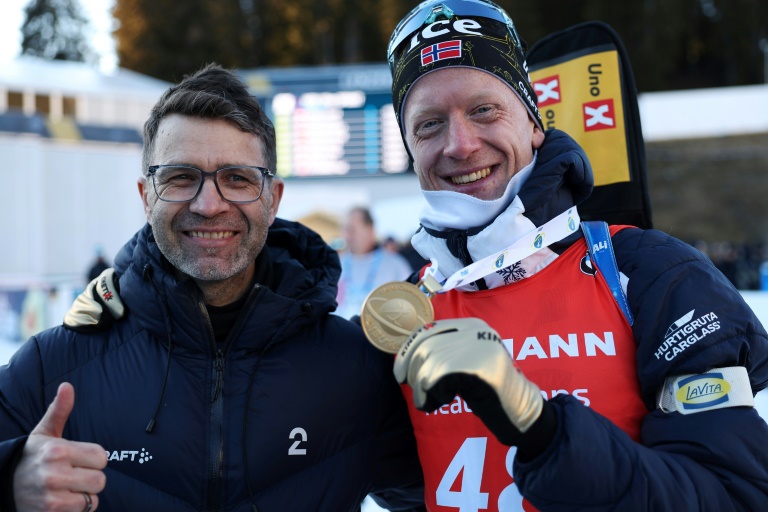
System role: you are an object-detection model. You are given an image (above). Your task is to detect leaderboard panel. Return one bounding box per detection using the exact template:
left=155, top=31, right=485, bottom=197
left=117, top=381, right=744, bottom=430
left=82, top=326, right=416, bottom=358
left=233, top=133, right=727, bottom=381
left=240, top=64, right=412, bottom=179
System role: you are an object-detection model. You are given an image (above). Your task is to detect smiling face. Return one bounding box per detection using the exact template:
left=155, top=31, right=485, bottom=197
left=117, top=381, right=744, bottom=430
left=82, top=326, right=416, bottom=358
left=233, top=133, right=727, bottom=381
left=343, top=208, right=376, bottom=255
left=138, top=114, right=283, bottom=303
left=403, top=67, right=545, bottom=201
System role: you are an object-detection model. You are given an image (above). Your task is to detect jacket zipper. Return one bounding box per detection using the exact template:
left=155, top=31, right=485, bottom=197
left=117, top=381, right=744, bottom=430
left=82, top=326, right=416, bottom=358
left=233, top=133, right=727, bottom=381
left=202, top=284, right=262, bottom=511
left=200, top=300, right=224, bottom=512
left=207, top=348, right=225, bottom=512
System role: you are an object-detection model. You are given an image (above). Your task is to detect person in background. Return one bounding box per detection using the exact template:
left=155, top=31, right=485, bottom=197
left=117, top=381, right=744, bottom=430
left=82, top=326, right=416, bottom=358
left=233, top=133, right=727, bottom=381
left=385, top=0, right=768, bottom=510
left=397, top=239, right=430, bottom=273
left=382, top=236, right=402, bottom=254
left=336, top=206, right=413, bottom=319
left=0, top=63, right=424, bottom=511
left=385, top=236, right=429, bottom=274
left=86, top=247, right=110, bottom=283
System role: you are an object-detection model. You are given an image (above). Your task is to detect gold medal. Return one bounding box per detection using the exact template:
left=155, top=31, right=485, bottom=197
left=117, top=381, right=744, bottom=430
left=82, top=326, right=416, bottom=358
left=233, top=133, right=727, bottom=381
left=360, top=276, right=441, bottom=353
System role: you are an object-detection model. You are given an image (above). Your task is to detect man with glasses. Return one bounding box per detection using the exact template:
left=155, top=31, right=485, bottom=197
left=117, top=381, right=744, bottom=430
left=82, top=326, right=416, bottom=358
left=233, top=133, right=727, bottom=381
left=0, top=64, right=424, bottom=511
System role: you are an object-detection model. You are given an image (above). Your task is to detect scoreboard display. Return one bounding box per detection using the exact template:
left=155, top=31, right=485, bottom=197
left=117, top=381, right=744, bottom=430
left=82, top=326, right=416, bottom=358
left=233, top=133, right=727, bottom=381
left=238, top=64, right=412, bottom=179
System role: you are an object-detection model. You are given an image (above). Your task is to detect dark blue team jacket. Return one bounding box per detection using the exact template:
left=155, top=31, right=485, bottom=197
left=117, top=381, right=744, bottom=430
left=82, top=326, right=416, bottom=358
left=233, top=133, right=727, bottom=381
left=0, top=219, right=424, bottom=511
left=412, top=129, right=768, bottom=510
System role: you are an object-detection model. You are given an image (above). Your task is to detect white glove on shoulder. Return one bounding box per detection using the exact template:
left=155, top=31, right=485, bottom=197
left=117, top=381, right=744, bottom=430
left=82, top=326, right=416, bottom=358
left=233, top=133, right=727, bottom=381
left=63, top=268, right=125, bottom=330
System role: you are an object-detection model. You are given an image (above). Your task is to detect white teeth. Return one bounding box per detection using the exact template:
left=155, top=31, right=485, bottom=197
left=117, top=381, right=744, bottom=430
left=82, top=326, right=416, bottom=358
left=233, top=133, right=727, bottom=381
left=451, top=167, right=490, bottom=185
left=189, top=231, right=234, bottom=239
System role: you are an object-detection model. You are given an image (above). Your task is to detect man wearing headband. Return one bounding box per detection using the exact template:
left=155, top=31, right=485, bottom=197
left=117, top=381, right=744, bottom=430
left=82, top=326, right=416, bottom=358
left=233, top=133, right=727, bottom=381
left=388, top=0, right=768, bottom=510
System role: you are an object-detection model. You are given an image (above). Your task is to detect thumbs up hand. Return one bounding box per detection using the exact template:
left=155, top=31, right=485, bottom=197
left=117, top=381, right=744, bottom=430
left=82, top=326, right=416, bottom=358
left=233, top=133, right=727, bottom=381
left=13, top=383, right=108, bottom=511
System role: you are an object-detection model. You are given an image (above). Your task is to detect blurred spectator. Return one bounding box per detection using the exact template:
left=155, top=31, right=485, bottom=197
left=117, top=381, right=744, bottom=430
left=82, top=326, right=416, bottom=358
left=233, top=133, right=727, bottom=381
left=714, top=241, right=739, bottom=286
left=0, top=294, right=20, bottom=343
left=86, top=247, right=110, bottom=282
left=398, top=239, right=430, bottom=273
left=382, top=236, right=400, bottom=254
left=761, top=260, right=768, bottom=291
left=19, top=289, right=46, bottom=341
left=383, top=236, right=430, bottom=273
left=335, top=207, right=413, bottom=319
left=691, top=239, right=766, bottom=290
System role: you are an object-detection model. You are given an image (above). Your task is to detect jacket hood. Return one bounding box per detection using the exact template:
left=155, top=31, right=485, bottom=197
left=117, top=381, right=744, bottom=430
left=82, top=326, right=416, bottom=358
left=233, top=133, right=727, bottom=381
left=516, top=128, right=593, bottom=228
left=113, top=217, right=341, bottom=354
left=264, top=217, right=341, bottom=305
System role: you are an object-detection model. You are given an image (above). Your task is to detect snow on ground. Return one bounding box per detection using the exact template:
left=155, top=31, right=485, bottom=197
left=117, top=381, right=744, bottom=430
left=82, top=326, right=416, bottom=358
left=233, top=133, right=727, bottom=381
left=361, top=496, right=387, bottom=512
left=1, top=337, right=21, bottom=365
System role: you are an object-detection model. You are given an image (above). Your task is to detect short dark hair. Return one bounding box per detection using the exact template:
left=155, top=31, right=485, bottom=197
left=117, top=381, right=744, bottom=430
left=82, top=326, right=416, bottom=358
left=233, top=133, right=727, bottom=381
left=349, top=206, right=374, bottom=227
left=142, top=63, right=276, bottom=174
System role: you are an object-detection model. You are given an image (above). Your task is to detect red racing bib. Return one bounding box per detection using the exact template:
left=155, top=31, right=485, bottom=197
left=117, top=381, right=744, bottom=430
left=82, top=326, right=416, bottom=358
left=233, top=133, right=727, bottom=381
left=404, top=234, right=645, bottom=511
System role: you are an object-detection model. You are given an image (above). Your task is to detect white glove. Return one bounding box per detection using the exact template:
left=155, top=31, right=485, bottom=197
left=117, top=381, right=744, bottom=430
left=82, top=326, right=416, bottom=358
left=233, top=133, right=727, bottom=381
left=394, top=318, right=544, bottom=444
left=64, top=268, right=124, bottom=330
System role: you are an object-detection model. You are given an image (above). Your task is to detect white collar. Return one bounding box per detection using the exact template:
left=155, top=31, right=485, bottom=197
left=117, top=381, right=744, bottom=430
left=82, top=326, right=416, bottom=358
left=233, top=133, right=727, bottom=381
left=412, top=151, right=561, bottom=291
left=418, top=152, right=537, bottom=231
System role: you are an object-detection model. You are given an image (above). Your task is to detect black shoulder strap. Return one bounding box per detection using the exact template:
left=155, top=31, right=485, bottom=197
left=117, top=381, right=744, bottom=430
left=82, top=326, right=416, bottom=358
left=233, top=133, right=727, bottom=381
left=581, top=220, right=634, bottom=325
left=528, top=21, right=652, bottom=229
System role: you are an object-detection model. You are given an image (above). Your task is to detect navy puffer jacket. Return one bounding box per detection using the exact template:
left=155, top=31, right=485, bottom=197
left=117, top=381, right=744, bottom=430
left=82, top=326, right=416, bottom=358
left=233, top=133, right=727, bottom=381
left=0, top=219, right=424, bottom=511
left=411, top=130, right=768, bottom=510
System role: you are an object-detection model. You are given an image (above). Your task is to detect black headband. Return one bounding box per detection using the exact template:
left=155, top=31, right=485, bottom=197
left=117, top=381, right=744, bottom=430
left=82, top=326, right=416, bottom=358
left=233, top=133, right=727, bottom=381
left=389, top=9, right=543, bottom=136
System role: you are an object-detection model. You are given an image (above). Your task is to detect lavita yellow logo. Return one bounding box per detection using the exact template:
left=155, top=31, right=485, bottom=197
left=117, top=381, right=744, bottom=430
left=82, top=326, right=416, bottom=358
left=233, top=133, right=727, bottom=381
left=675, top=373, right=730, bottom=410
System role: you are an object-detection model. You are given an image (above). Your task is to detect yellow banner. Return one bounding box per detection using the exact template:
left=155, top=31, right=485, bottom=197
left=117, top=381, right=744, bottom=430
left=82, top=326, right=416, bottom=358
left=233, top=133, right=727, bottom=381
left=530, top=50, right=629, bottom=186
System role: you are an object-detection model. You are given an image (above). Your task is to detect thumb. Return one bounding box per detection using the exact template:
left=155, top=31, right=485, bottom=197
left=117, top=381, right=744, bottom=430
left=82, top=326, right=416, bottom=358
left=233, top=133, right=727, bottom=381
left=30, top=382, right=75, bottom=438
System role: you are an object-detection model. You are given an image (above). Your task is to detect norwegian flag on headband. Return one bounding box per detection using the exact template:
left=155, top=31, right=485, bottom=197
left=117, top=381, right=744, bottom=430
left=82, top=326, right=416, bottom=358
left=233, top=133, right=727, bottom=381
left=421, top=40, right=462, bottom=66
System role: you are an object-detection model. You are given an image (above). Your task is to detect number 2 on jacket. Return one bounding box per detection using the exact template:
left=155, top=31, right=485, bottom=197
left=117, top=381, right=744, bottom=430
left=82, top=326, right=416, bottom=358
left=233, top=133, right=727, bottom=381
left=289, top=427, right=307, bottom=455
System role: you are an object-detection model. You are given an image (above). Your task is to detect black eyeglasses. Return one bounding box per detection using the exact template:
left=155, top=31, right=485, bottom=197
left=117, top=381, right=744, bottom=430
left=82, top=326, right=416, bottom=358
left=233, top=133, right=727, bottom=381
left=147, top=165, right=274, bottom=204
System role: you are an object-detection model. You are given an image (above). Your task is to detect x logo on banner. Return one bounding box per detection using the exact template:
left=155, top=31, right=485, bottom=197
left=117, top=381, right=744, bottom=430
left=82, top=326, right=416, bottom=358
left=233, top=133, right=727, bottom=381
left=584, top=104, right=614, bottom=128
left=534, top=79, right=560, bottom=103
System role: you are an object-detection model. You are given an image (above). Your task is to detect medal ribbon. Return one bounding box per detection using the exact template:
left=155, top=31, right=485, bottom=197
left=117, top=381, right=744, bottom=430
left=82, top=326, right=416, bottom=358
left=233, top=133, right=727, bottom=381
left=423, top=207, right=581, bottom=294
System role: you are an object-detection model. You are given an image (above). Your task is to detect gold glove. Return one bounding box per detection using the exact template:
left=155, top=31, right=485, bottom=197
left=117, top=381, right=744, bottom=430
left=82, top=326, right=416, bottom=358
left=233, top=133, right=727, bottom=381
left=394, top=318, right=543, bottom=440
